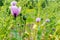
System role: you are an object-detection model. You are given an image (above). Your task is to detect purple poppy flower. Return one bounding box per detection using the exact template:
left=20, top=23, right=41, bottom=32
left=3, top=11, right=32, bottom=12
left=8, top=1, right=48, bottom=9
left=36, top=18, right=41, bottom=22
left=46, top=19, right=50, bottom=22
left=10, top=6, right=21, bottom=18
left=11, top=1, right=17, bottom=6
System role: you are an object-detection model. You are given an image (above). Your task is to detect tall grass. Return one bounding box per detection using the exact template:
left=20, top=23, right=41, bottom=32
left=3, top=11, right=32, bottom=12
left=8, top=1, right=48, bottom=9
left=0, top=0, right=60, bottom=40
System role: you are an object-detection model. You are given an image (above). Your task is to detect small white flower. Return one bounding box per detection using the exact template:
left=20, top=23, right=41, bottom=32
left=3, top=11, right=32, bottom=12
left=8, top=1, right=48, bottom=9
left=36, top=18, right=41, bottom=22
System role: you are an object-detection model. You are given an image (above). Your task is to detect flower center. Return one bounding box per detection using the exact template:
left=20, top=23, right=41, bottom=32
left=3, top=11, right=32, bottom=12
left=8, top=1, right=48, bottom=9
left=14, top=13, right=16, bottom=18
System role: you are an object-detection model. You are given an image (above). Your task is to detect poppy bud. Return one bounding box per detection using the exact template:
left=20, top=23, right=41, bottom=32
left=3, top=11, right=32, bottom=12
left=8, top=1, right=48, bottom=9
left=11, top=1, right=17, bottom=6
left=23, top=15, right=27, bottom=20
left=46, top=19, right=50, bottom=22
left=21, top=24, right=24, bottom=27
left=20, top=13, right=22, bottom=16
left=52, top=28, right=55, bottom=31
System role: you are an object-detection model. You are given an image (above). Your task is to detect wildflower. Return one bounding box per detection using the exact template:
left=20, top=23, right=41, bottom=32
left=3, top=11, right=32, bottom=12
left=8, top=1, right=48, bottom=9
left=45, top=19, right=50, bottom=22
left=11, top=1, right=17, bottom=6
left=10, top=6, right=21, bottom=18
left=36, top=18, right=41, bottom=22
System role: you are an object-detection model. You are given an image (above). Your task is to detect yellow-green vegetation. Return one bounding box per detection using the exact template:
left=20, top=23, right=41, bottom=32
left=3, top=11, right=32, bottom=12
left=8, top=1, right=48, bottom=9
left=0, top=0, right=60, bottom=40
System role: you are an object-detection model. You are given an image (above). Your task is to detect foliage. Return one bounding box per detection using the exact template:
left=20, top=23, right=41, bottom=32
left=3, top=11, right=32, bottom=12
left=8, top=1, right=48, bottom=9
left=0, top=0, right=60, bottom=40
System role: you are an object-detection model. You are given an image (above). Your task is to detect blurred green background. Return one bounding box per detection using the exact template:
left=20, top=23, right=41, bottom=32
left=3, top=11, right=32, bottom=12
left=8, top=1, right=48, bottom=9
left=0, top=0, right=60, bottom=40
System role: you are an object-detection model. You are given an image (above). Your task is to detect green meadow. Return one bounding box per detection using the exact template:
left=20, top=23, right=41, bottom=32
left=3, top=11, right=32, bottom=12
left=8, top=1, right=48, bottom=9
left=0, top=0, right=60, bottom=40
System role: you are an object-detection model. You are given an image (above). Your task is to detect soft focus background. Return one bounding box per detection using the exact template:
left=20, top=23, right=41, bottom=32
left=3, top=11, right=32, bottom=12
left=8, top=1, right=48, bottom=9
left=0, top=0, right=60, bottom=40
